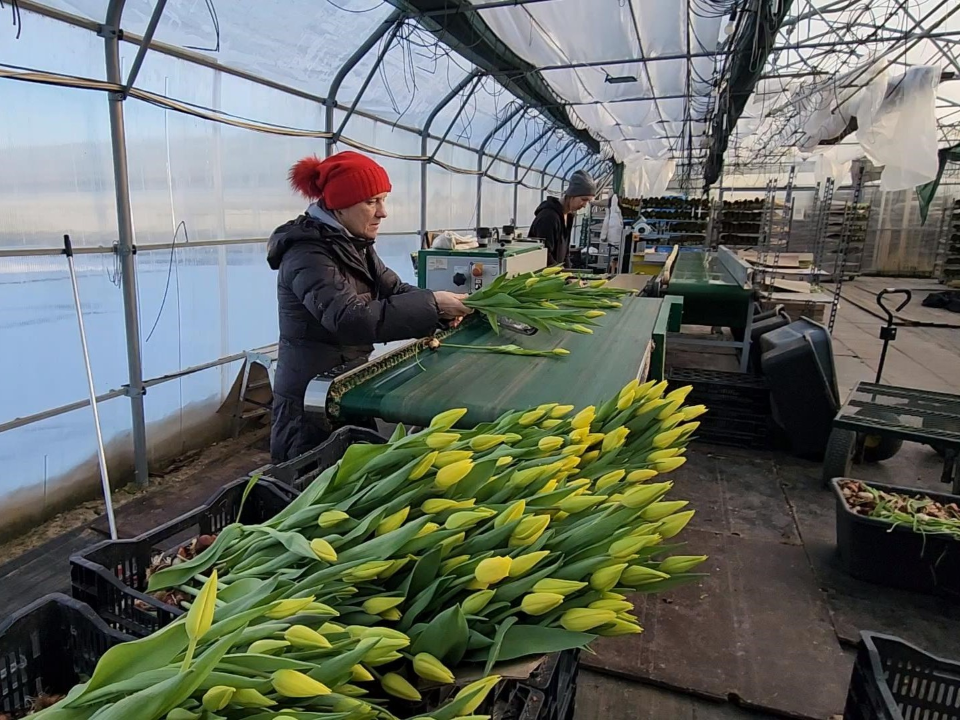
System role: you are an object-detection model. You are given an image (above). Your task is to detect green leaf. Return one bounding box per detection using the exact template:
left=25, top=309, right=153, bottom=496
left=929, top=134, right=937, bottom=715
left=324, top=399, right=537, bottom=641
left=248, top=526, right=317, bottom=562
left=147, top=524, right=243, bottom=592
left=493, top=560, right=563, bottom=604
left=64, top=622, right=189, bottom=706
left=215, top=578, right=263, bottom=604
left=337, top=516, right=432, bottom=563
left=403, top=545, right=443, bottom=599
left=236, top=473, right=262, bottom=524
left=389, top=424, right=407, bottom=442
left=467, top=630, right=494, bottom=650
left=219, top=652, right=315, bottom=673
left=335, top=443, right=391, bottom=486
left=308, top=637, right=379, bottom=687
left=452, top=458, right=499, bottom=499
left=410, top=604, right=469, bottom=665
left=484, top=616, right=518, bottom=676
left=267, top=465, right=337, bottom=527
left=396, top=577, right=443, bottom=632
left=494, top=624, right=595, bottom=662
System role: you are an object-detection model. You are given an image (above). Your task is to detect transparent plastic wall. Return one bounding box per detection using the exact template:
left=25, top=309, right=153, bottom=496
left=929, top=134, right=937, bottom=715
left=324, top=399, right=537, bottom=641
left=481, top=158, right=516, bottom=226
left=428, top=143, right=481, bottom=231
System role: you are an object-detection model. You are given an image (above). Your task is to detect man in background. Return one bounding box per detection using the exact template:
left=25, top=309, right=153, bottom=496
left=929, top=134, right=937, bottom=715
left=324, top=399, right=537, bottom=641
left=528, top=169, right=597, bottom=267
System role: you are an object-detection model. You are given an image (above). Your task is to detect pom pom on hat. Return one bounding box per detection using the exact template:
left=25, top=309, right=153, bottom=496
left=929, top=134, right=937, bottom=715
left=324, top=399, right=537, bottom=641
left=288, top=151, right=392, bottom=210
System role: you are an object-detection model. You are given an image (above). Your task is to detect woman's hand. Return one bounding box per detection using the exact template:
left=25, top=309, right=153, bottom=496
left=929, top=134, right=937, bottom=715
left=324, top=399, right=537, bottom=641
left=434, top=291, right=472, bottom=321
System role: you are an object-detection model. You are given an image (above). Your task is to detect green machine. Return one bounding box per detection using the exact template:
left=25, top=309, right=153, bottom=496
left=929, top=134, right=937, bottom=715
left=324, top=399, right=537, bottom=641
left=653, top=245, right=756, bottom=372
left=303, top=296, right=681, bottom=428
left=417, top=241, right=548, bottom=294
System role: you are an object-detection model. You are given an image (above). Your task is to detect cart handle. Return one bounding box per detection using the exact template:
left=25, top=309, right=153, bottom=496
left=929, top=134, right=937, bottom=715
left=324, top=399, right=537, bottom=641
left=876, top=288, right=911, bottom=324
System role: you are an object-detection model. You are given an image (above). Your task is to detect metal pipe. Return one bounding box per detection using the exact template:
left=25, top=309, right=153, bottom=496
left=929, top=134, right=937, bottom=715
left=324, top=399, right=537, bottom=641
left=122, top=0, right=168, bottom=95
left=63, top=235, right=118, bottom=540
left=325, top=9, right=404, bottom=157
left=429, top=74, right=484, bottom=161
left=512, top=162, right=520, bottom=225
left=104, top=0, right=149, bottom=488
left=420, top=134, right=429, bottom=247
left=482, top=109, right=530, bottom=175
left=422, top=69, right=482, bottom=136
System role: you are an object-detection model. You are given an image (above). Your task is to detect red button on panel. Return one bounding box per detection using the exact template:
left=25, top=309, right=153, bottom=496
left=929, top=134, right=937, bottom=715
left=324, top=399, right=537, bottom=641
left=472, top=263, right=484, bottom=277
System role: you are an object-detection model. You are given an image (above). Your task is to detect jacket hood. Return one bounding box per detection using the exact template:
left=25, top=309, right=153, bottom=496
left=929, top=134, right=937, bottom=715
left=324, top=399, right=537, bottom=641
left=535, top=196, right=564, bottom=216
left=267, top=214, right=374, bottom=270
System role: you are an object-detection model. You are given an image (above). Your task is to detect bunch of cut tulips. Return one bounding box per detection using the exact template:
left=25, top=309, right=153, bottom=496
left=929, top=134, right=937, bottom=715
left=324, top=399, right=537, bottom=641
left=140, top=379, right=707, bottom=703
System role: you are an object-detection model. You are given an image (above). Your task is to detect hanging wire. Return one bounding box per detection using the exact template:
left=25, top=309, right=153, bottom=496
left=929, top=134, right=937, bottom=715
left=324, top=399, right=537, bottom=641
left=0, top=0, right=22, bottom=39
left=324, top=0, right=386, bottom=13
left=183, top=0, right=221, bottom=53
left=145, top=220, right=187, bottom=343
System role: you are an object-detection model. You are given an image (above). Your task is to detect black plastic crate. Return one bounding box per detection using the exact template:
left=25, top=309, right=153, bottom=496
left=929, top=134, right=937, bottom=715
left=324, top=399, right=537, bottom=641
left=844, top=632, right=960, bottom=720
left=70, top=477, right=290, bottom=638
left=668, top=366, right=771, bottom=403
left=265, top=426, right=386, bottom=495
left=411, top=650, right=579, bottom=720
left=831, top=478, right=960, bottom=597
left=0, top=594, right=130, bottom=718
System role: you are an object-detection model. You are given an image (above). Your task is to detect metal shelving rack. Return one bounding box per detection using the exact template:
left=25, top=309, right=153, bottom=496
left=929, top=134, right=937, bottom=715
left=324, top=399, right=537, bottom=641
left=827, top=164, right=868, bottom=333
left=939, top=198, right=960, bottom=287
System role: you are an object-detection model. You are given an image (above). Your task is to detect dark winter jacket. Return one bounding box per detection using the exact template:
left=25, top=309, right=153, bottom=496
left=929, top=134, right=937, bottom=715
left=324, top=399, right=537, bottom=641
left=266, top=214, right=439, bottom=462
left=529, top=197, right=574, bottom=266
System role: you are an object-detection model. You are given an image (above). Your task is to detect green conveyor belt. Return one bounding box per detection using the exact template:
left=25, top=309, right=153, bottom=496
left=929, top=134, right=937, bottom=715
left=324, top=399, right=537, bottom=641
left=666, top=251, right=753, bottom=328
left=338, top=297, right=665, bottom=427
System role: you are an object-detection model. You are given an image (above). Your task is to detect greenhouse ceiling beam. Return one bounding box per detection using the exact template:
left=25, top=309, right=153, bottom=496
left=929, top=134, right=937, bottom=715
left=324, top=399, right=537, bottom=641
left=476, top=104, right=526, bottom=226
left=103, top=0, right=149, bottom=488
left=421, top=0, right=554, bottom=15
left=429, top=73, right=484, bottom=161
left=387, top=0, right=599, bottom=153
left=121, top=0, right=168, bottom=95
left=328, top=11, right=406, bottom=155
left=516, top=127, right=554, bottom=165
left=517, top=132, right=559, bottom=184
left=422, top=69, right=483, bottom=136
left=482, top=109, right=531, bottom=174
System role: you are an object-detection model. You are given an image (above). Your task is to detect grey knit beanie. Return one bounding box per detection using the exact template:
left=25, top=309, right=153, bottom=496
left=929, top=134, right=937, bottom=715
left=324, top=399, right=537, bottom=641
left=565, top=169, right=597, bottom=198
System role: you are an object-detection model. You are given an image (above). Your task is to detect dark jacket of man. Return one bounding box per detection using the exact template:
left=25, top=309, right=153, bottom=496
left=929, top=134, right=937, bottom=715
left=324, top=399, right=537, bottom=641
left=529, top=197, right=574, bottom=266
left=266, top=214, right=438, bottom=462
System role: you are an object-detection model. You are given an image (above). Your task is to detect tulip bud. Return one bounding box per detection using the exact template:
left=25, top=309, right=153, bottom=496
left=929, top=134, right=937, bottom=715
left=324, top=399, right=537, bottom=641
left=497, top=455, right=515, bottom=468
left=664, top=385, right=693, bottom=403
left=381, top=608, right=402, bottom=621
left=645, top=448, right=680, bottom=463
left=588, top=599, right=634, bottom=613
left=318, top=510, right=350, bottom=528
left=440, top=531, right=466, bottom=554
left=409, top=451, right=440, bottom=480
left=503, top=550, right=548, bottom=579
left=435, top=450, right=474, bottom=468
left=601, top=427, right=630, bottom=453
left=470, top=434, right=506, bottom=451
left=436, top=459, right=474, bottom=489
left=589, top=563, right=627, bottom=591
left=652, top=457, right=687, bottom=473
left=519, top=409, right=547, bottom=426
left=521, top=592, right=565, bottom=616
left=509, top=514, right=550, bottom=547
left=490, top=502, right=524, bottom=534
left=582, top=450, right=600, bottom=464
left=553, top=348, right=571, bottom=356
left=533, top=578, right=586, bottom=596
left=570, top=427, right=589, bottom=443
left=550, top=404, right=575, bottom=418
left=336, top=683, right=368, bottom=697
left=429, top=407, right=468, bottom=431
left=658, top=509, right=695, bottom=538
left=309, top=537, right=338, bottom=562
left=284, top=625, right=332, bottom=649
left=565, top=477, right=592, bottom=489
left=608, top=535, right=657, bottom=559
left=589, top=278, right=607, bottom=288
left=557, top=494, right=606, bottom=514
left=542, top=266, right=563, bottom=276
left=455, top=675, right=502, bottom=714
left=202, top=686, right=235, bottom=711
left=677, top=421, right=701, bottom=438
left=561, top=443, right=587, bottom=458
left=461, top=589, right=495, bottom=615
left=272, top=669, right=332, bottom=697
left=264, top=596, right=315, bottom=619
left=571, top=323, right=593, bottom=334
left=526, top=277, right=540, bottom=288
left=366, top=651, right=404, bottom=667
left=626, top=468, right=658, bottom=483
left=416, top=522, right=440, bottom=538
left=351, top=665, right=374, bottom=682
left=640, top=500, right=689, bottom=522
left=597, top=619, right=644, bottom=637
left=445, top=508, right=496, bottom=530
left=617, top=389, right=636, bottom=412
left=413, top=653, right=456, bottom=684
left=426, top=432, right=461, bottom=450
left=362, top=596, right=404, bottom=616
left=620, top=565, right=670, bottom=586
left=440, top=554, right=471, bottom=574
left=342, top=561, right=393, bottom=583
left=681, top=404, right=708, bottom=421
left=380, top=556, right=412, bottom=579
left=585, top=310, right=606, bottom=319
left=185, top=569, right=218, bottom=642
left=503, top=432, right=523, bottom=443
left=596, top=470, right=626, bottom=491
left=659, top=555, right=708, bottom=574
left=644, top=380, right=669, bottom=401
left=232, top=688, right=275, bottom=707
left=475, top=556, right=513, bottom=584
left=248, top=639, right=290, bottom=655
left=538, top=436, right=565, bottom=453
left=560, top=608, right=617, bottom=632
left=570, top=406, right=596, bottom=430
left=422, top=498, right=475, bottom=514
left=651, top=427, right=683, bottom=449
left=621, top=481, right=673, bottom=509
left=541, top=419, right=562, bottom=429
left=656, top=398, right=684, bottom=421
left=381, top=673, right=421, bottom=702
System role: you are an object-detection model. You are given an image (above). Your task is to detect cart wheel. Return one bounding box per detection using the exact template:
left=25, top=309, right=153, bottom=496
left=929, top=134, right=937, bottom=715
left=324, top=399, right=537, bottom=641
left=921, top=415, right=949, bottom=458
left=823, top=428, right=856, bottom=487
left=852, top=410, right=903, bottom=463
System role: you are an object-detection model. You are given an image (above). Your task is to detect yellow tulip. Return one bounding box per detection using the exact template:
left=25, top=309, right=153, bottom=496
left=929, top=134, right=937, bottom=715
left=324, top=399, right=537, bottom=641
left=652, top=428, right=684, bottom=449
left=570, top=427, right=589, bottom=443
left=494, top=499, right=526, bottom=528
left=538, top=436, right=565, bottom=453
left=247, top=639, right=289, bottom=655
left=455, top=675, right=502, bottom=714
left=381, top=673, right=421, bottom=702
left=440, top=555, right=471, bottom=574
left=342, top=561, right=393, bottom=583
left=561, top=443, right=587, bottom=457
left=435, top=459, right=474, bottom=489
left=284, top=625, right=333, bottom=649
left=585, top=310, right=606, bottom=319
left=659, top=555, right=708, bottom=574
left=541, top=266, right=563, bottom=275
left=416, top=522, right=440, bottom=538
left=617, top=389, right=636, bottom=411
left=521, top=592, right=565, bottom=616
left=677, top=421, right=701, bottom=438
left=422, top=498, right=475, bottom=514
left=595, top=470, right=626, bottom=491
left=645, top=448, right=680, bottom=462
left=608, top=535, right=658, bottom=559
left=351, top=665, right=374, bottom=682
left=620, top=565, right=670, bottom=586
left=560, top=608, right=617, bottom=632
left=508, top=550, right=551, bottom=577
left=681, top=404, right=708, bottom=420
left=509, top=514, right=550, bottom=547
left=336, top=683, right=368, bottom=697
left=601, top=427, right=630, bottom=453
left=272, top=669, right=332, bottom=698
left=664, top=385, right=693, bottom=404
left=375, top=506, right=409, bottom=536
left=202, top=686, right=235, bottom=711
left=413, top=653, right=456, bottom=684
left=657, top=399, right=683, bottom=421
left=588, top=599, right=634, bottom=613
left=232, top=688, right=275, bottom=707
left=496, top=455, right=515, bottom=468
left=643, top=380, right=668, bottom=401
left=381, top=608, right=402, bottom=621
left=658, top=509, right=695, bottom=538
left=185, top=569, right=218, bottom=643
left=519, top=409, right=547, bottom=426
left=426, top=432, right=461, bottom=450
left=570, top=406, right=596, bottom=430
left=461, top=589, right=495, bottom=615
left=264, top=596, right=315, bottom=620
left=597, top=619, right=644, bottom=637
left=429, top=407, right=468, bottom=431
left=589, top=563, right=628, bottom=591
left=640, top=500, right=689, bottom=522
left=475, top=556, right=513, bottom=584
left=653, top=457, right=687, bottom=473
left=379, top=556, right=412, bottom=579
left=626, top=468, right=659, bottom=483
left=318, top=510, right=350, bottom=528
left=551, top=404, right=575, bottom=418
left=557, top=494, right=606, bottom=514
left=620, top=481, right=673, bottom=509
left=533, top=578, right=586, bottom=596
left=541, top=419, right=562, bottom=429
left=434, top=450, right=473, bottom=468
left=470, top=434, right=506, bottom=451
left=503, top=433, right=523, bottom=443
left=361, top=597, right=404, bottom=616
left=445, top=509, right=496, bottom=530
left=582, top=451, right=599, bottom=464
left=409, top=450, right=439, bottom=480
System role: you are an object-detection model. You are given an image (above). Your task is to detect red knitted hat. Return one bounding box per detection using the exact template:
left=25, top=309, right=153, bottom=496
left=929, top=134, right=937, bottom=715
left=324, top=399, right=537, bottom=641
left=288, top=151, right=392, bottom=210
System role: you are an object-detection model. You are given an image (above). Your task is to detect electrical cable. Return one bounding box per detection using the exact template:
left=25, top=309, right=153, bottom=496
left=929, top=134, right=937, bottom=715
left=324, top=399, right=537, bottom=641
left=145, top=220, right=187, bottom=343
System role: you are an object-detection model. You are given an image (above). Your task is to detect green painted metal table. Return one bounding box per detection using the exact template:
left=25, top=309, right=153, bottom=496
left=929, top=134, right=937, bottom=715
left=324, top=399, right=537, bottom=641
left=335, top=297, right=674, bottom=427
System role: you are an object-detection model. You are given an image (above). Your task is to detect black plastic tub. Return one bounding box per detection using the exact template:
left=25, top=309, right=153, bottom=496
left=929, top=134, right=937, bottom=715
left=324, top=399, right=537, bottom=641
left=844, top=631, right=960, bottom=720
left=70, top=477, right=290, bottom=638
left=265, top=426, right=386, bottom=496
left=0, top=594, right=130, bottom=719
left=831, top=478, right=960, bottom=597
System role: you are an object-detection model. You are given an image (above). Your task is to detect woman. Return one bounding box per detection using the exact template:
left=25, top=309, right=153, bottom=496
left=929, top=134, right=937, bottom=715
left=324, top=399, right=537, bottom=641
left=267, top=150, right=470, bottom=463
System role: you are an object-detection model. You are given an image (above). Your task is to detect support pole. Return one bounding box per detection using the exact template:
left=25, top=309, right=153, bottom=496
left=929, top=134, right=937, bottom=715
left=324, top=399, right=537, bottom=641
left=104, top=0, right=149, bottom=487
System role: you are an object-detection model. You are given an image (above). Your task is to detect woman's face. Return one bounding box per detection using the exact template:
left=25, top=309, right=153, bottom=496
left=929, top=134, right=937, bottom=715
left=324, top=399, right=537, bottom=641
left=335, top=193, right=388, bottom=240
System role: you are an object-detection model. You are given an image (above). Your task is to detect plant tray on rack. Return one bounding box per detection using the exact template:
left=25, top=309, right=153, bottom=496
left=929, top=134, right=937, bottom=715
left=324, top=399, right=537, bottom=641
left=70, top=477, right=290, bottom=637
left=831, top=478, right=960, bottom=597
left=0, top=594, right=130, bottom=719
